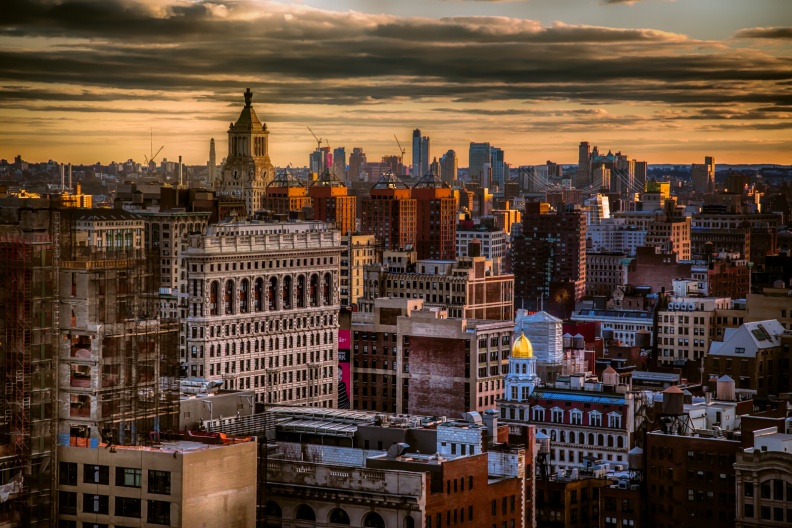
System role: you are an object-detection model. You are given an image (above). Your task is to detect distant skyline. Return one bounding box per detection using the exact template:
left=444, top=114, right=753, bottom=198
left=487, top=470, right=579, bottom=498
left=1, top=0, right=791, bottom=166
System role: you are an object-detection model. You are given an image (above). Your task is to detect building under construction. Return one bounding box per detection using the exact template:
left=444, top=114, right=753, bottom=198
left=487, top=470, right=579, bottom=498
left=0, top=195, right=181, bottom=525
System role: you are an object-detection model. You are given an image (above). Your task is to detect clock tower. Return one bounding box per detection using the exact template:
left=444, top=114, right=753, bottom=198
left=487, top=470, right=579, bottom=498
left=218, top=88, right=275, bottom=216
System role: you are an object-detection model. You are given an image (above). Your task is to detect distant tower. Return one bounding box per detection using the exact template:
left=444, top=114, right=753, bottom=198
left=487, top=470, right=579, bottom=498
left=691, top=155, right=715, bottom=193
left=576, top=141, right=591, bottom=189
left=333, top=147, right=347, bottom=179
left=490, top=146, right=505, bottom=189
left=412, top=129, right=429, bottom=177
left=468, top=142, right=491, bottom=185
left=208, top=138, right=217, bottom=182
left=440, top=150, right=458, bottom=184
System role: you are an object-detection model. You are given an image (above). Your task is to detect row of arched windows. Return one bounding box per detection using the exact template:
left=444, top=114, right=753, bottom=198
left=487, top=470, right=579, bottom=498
left=209, top=273, right=333, bottom=315
left=265, top=501, right=413, bottom=527
left=539, top=428, right=626, bottom=449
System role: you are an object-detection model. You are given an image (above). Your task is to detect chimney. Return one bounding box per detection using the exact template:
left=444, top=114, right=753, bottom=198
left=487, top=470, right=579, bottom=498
left=178, top=155, right=183, bottom=186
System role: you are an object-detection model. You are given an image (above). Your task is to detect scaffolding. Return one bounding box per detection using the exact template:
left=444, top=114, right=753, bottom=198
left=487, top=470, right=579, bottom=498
left=0, top=231, right=56, bottom=526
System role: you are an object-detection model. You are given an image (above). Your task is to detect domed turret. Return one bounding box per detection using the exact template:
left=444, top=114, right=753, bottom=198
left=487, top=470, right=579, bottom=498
left=512, top=333, right=533, bottom=358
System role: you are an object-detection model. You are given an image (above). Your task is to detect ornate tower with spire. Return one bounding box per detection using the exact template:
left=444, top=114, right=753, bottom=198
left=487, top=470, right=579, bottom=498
left=218, top=88, right=275, bottom=216
left=505, top=333, right=541, bottom=401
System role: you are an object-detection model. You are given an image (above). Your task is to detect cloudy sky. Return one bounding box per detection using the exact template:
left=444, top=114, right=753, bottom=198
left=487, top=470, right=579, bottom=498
left=1, top=0, right=791, bottom=167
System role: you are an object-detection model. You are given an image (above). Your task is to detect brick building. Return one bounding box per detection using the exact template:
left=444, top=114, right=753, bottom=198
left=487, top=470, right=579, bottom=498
left=586, top=251, right=630, bottom=297
left=361, top=171, right=416, bottom=251
left=308, top=168, right=356, bottom=235
left=251, top=407, right=536, bottom=528
left=263, top=168, right=310, bottom=215
left=513, top=202, right=587, bottom=311
left=705, top=319, right=790, bottom=399
left=349, top=298, right=512, bottom=415
left=411, top=171, right=456, bottom=260
left=360, top=250, right=514, bottom=321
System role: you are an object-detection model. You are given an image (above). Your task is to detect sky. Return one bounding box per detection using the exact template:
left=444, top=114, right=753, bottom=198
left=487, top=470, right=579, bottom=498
left=1, top=0, right=791, bottom=168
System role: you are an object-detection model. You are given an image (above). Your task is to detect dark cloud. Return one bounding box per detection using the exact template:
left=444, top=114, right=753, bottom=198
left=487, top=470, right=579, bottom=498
left=0, top=0, right=790, bottom=138
left=734, top=27, right=792, bottom=39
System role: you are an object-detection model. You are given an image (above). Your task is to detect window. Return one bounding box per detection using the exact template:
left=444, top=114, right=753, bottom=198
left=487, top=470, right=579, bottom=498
left=83, top=465, right=109, bottom=485
left=147, top=500, right=171, bottom=525
left=59, top=462, right=78, bottom=486
left=148, top=470, right=171, bottom=495
left=115, top=497, right=141, bottom=518
left=83, top=494, right=109, bottom=514
left=116, top=467, right=142, bottom=488
left=551, top=408, right=564, bottom=423
left=59, top=491, right=78, bottom=515
left=570, top=410, right=582, bottom=425
left=744, top=482, right=753, bottom=497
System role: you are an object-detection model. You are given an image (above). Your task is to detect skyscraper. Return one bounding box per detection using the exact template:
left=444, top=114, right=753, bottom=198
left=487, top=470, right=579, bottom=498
left=349, top=147, right=366, bottom=182
left=333, top=146, right=346, bottom=179
left=490, top=146, right=505, bottom=189
left=440, top=149, right=458, bottom=184
left=361, top=172, right=416, bottom=251
left=208, top=137, right=217, bottom=182
left=575, top=141, right=591, bottom=189
left=468, top=142, right=491, bottom=185
left=691, top=155, right=715, bottom=193
left=411, top=129, right=429, bottom=177
left=512, top=203, right=587, bottom=312
left=412, top=170, right=456, bottom=260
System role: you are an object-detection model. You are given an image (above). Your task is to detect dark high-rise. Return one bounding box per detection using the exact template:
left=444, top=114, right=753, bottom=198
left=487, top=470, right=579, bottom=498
left=512, top=203, right=587, bottom=313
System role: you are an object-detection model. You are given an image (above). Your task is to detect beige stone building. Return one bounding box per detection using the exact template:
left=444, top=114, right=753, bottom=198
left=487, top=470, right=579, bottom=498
left=56, top=433, right=256, bottom=527
left=340, top=233, right=380, bottom=308
left=361, top=250, right=514, bottom=321
left=179, top=220, right=342, bottom=407
left=657, top=294, right=731, bottom=366
left=735, top=430, right=792, bottom=527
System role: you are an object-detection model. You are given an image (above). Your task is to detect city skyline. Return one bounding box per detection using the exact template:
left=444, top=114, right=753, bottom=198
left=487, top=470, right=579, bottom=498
left=1, top=0, right=791, bottom=166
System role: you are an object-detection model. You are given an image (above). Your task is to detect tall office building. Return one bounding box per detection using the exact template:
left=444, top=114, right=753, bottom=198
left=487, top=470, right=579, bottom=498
left=468, top=142, right=491, bottom=185
left=691, top=155, right=715, bottom=193
left=512, top=203, right=587, bottom=312
left=308, top=168, right=357, bottom=235
left=361, top=172, right=417, bottom=251
left=440, top=149, right=458, bottom=184
left=576, top=141, right=591, bottom=188
left=490, top=146, right=506, bottom=189
left=208, top=137, right=217, bottom=182
left=309, top=146, right=331, bottom=175
left=217, top=88, right=275, bottom=216
left=411, top=129, right=429, bottom=177
left=412, top=170, right=456, bottom=260
left=349, top=147, right=366, bottom=182
left=333, top=146, right=346, bottom=179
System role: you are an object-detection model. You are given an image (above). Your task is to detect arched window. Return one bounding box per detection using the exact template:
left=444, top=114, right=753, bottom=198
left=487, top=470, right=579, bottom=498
left=282, top=276, right=292, bottom=309
left=617, top=436, right=624, bottom=449
left=268, top=277, right=277, bottom=310
left=560, top=431, right=566, bottom=443
left=265, top=500, right=283, bottom=527
left=296, top=275, right=305, bottom=308
left=607, top=435, right=614, bottom=448
left=309, top=274, right=319, bottom=307
left=323, top=272, right=332, bottom=305
left=254, top=278, right=264, bottom=311
left=224, top=280, right=234, bottom=314
left=295, top=504, right=316, bottom=521
left=239, top=279, right=249, bottom=313
left=404, top=516, right=415, bottom=528
left=579, top=432, right=585, bottom=444
left=209, top=281, right=219, bottom=316
left=328, top=508, right=350, bottom=524
left=265, top=501, right=282, bottom=517
left=363, top=512, right=385, bottom=528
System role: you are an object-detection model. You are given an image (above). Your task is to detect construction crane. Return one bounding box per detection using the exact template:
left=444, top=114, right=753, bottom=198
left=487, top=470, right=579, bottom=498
left=307, top=126, right=322, bottom=150
left=143, top=129, right=164, bottom=166
left=394, top=134, right=406, bottom=159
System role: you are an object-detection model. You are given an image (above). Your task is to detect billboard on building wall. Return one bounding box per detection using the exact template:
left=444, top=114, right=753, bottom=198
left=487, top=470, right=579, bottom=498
left=338, top=330, right=351, bottom=409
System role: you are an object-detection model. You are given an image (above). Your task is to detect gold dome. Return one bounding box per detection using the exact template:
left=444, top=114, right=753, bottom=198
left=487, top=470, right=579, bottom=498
left=511, top=333, right=533, bottom=358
